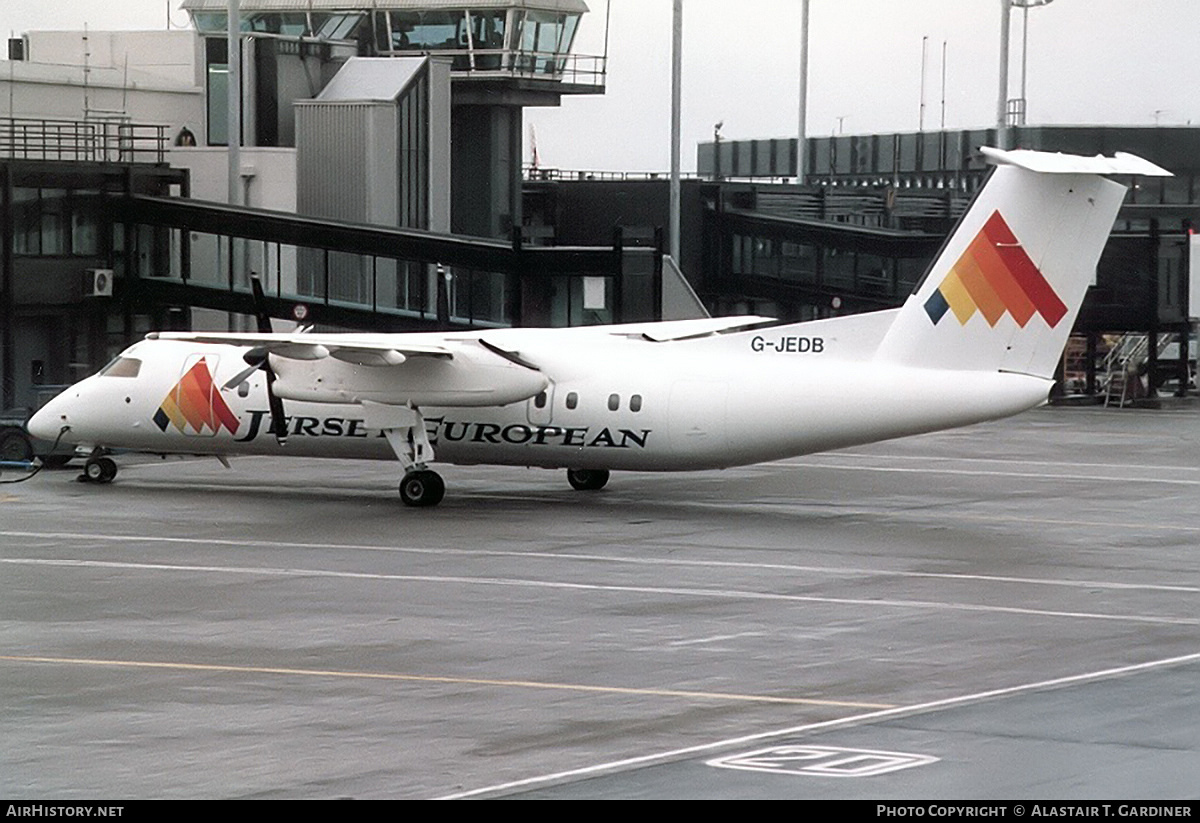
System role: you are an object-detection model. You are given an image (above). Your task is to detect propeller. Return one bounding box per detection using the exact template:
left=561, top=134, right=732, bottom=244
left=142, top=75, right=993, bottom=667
left=222, top=278, right=288, bottom=445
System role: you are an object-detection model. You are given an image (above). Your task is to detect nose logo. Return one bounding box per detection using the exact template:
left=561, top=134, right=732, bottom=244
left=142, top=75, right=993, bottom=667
left=152, top=357, right=240, bottom=435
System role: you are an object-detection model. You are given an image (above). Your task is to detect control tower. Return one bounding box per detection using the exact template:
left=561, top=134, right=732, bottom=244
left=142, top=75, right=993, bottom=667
left=183, top=0, right=605, bottom=237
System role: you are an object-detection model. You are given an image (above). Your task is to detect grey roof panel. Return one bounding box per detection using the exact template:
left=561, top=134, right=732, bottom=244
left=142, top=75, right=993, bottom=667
left=182, top=0, right=589, bottom=13
left=314, top=56, right=427, bottom=101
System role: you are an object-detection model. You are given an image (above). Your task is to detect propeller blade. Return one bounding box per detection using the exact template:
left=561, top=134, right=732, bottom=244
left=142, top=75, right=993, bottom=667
left=234, top=281, right=288, bottom=445
left=221, top=346, right=269, bottom=390
left=250, top=277, right=273, bottom=334
left=264, top=363, right=288, bottom=446
left=222, top=363, right=260, bottom=391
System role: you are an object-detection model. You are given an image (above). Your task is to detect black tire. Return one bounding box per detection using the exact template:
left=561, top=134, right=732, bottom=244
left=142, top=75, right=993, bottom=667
left=567, top=468, right=610, bottom=491
left=399, top=470, right=445, bottom=507
left=0, top=431, right=34, bottom=462
left=84, top=456, right=117, bottom=484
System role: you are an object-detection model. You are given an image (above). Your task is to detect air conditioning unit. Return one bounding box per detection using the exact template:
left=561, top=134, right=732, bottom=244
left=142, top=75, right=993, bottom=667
left=85, top=268, right=114, bottom=297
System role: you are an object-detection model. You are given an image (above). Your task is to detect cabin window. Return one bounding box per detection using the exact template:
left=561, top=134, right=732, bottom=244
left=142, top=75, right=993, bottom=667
left=607, top=393, right=619, bottom=411
left=565, top=391, right=578, bottom=410
left=630, top=394, right=643, bottom=412
left=534, top=391, right=547, bottom=409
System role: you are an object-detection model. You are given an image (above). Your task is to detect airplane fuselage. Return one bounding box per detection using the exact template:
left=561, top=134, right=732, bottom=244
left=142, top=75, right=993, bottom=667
left=41, top=330, right=1051, bottom=474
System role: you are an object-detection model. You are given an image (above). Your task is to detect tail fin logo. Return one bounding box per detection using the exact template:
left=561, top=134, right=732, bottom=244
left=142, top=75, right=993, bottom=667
left=152, top=357, right=240, bottom=435
left=924, top=211, right=1067, bottom=329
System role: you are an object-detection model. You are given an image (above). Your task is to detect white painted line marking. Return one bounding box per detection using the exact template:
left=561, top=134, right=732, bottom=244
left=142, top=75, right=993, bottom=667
left=3, top=557, right=1194, bottom=626
left=438, top=651, right=1200, bottom=799
left=776, top=461, right=1200, bottom=486
left=669, top=632, right=766, bottom=647
left=789, top=451, right=1200, bottom=474
left=3, top=530, right=1197, bottom=593
left=0, top=655, right=886, bottom=709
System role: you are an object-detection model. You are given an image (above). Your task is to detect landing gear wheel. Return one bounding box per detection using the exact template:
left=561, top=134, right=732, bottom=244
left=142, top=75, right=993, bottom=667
left=567, top=468, right=610, bottom=491
left=83, top=456, right=117, bottom=484
left=399, top=469, right=445, bottom=508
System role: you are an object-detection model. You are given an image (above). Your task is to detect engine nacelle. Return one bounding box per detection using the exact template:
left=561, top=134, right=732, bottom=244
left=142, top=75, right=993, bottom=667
left=271, top=346, right=547, bottom=407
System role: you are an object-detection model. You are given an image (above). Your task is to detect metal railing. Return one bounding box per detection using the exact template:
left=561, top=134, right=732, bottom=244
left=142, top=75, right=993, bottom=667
left=0, top=118, right=168, bottom=164
left=524, top=166, right=703, bottom=183
left=381, top=48, right=606, bottom=88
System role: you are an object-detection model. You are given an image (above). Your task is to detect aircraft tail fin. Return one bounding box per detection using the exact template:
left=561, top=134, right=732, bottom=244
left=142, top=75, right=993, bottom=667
left=874, top=148, right=1170, bottom=378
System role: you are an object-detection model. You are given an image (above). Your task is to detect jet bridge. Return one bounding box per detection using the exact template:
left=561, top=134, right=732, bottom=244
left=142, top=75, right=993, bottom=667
left=105, top=193, right=664, bottom=334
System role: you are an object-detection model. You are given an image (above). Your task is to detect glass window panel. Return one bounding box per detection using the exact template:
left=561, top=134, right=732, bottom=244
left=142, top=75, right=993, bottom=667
left=40, top=189, right=67, bottom=255
left=248, top=14, right=283, bottom=33
left=779, top=241, right=817, bottom=282
left=389, top=11, right=465, bottom=50
left=470, top=11, right=506, bottom=68
left=1162, top=176, right=1191, bottom=205
left=559, top=14, right=580, bottom=52
left=71, top=191, right=100, bottom=256
left=518, top=11, right=568, bottom=72
left=856, top=253, right=893, bottom=295
left=192, top=13, right=226, bottom=33
left=751, top=237, right=776, bottom=277
left=897, top=257, right=926, bottom=293
left=12, top=188, right=40, bottom=255
left=316, top=14, right=362, bottom=40
left=824, top=248, right=854, bottom=287
left=205, top=38, right=229, bottom=146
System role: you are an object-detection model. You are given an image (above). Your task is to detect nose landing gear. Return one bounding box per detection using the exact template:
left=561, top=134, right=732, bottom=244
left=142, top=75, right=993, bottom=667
left=81, top=455, right=117, bottom=484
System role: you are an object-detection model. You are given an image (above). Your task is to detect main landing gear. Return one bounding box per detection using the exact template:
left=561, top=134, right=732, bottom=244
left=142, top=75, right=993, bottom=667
left=370, top=402, right=614, bottom=507
left=367, top=402, right=447, bottom=508
left=399, top=469, right=445, bottom=507
left=81, top=455, right=117, bottom=484
left=567, top=468, right=610, bottom=491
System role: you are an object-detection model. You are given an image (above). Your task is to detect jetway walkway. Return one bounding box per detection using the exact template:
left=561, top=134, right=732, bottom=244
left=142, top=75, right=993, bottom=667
left=109, top=195, right=664, bottom=331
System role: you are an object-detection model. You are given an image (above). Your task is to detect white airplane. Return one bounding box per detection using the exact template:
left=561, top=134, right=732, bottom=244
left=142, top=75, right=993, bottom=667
left=29, top=147, right=1169, bottom=507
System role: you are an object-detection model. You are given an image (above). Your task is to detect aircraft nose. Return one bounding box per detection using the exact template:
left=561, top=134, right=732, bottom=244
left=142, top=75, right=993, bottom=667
left=28, top=390, right=73, bottom=441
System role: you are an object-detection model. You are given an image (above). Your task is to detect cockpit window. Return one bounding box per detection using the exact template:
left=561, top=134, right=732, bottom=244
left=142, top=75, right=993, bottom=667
left=99, top=357, right=142, bottom=378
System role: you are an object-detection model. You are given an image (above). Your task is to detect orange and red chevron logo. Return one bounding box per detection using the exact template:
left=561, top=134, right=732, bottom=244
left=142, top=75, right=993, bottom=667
left=924, top=211, right=1067, bottom=328
left=152, top=357, right=240, bottom=435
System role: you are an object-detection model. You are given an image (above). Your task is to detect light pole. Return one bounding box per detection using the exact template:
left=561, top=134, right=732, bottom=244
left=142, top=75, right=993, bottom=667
left=669, top=0, right=682, bottom=262
left=997, top=0, right=1055, bottom=149
left=797, top=0, right=809, bottom=184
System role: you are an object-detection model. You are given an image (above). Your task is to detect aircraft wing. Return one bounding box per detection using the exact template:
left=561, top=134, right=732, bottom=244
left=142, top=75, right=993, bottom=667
left=146, top=331, right=454, bottom=366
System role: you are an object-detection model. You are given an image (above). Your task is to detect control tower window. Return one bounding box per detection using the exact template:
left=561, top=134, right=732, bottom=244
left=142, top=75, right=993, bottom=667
left=388, top=11, right=466, bottom=51
left=516, top=11, right=580, bottom=74
left=314, top=14, right=363, bottom=41
left=469, top=10, right=506, bottom=69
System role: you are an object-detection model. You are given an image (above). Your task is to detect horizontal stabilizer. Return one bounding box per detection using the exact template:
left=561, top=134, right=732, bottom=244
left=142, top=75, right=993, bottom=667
left=980, top=147, right=1172, bottom=177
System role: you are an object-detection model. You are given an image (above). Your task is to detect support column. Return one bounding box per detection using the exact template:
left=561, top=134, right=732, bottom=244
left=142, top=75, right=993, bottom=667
left=1, top=165, right=13, bottom=409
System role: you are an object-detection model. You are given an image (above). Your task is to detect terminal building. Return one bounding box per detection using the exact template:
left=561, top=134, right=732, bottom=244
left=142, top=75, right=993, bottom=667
left=0, top=3, right=1196, bottom=428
